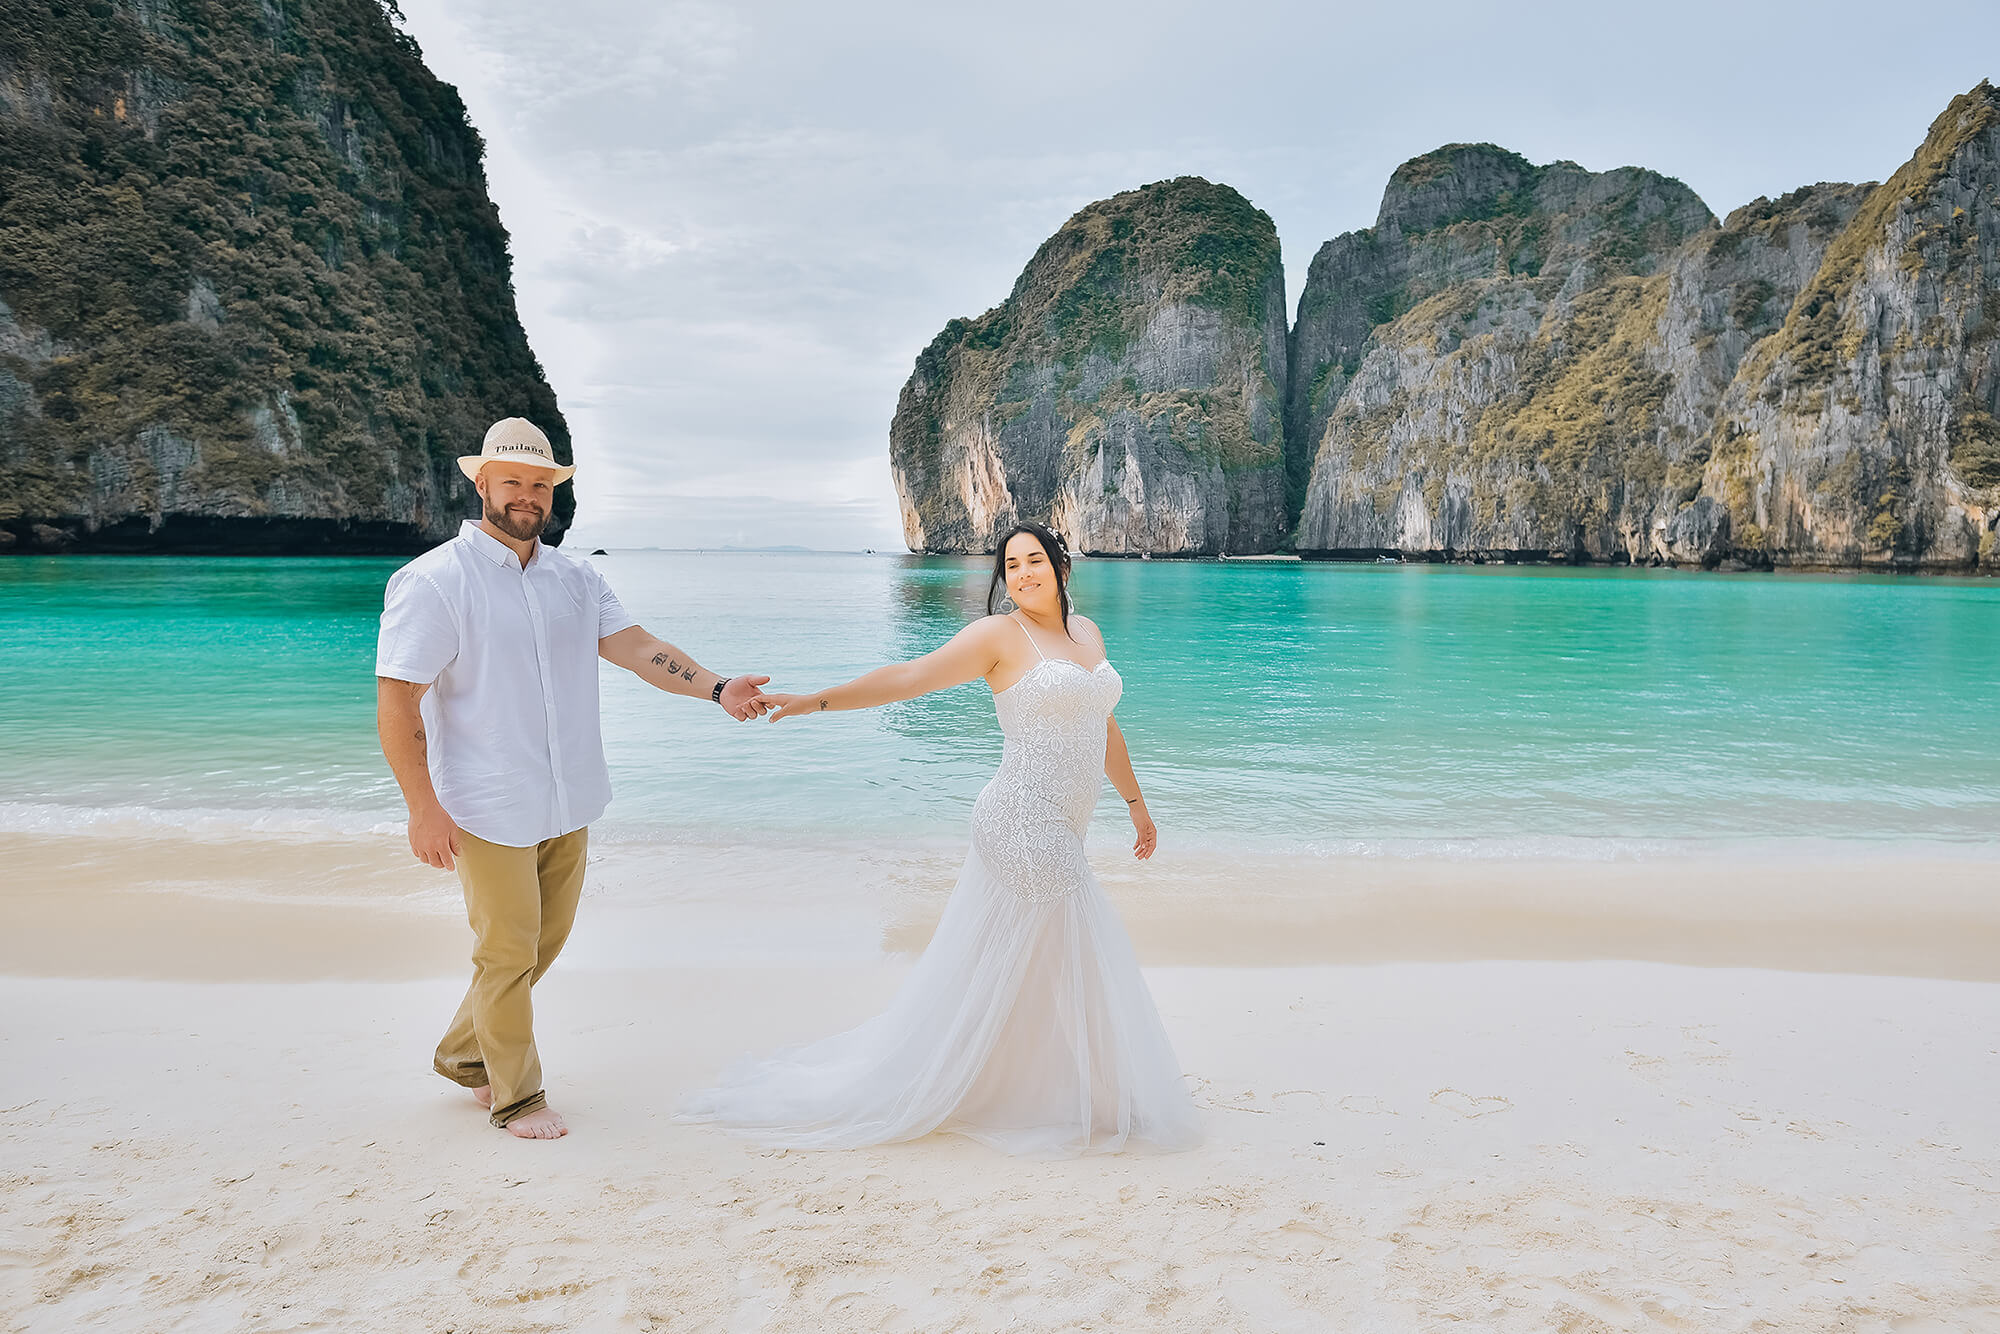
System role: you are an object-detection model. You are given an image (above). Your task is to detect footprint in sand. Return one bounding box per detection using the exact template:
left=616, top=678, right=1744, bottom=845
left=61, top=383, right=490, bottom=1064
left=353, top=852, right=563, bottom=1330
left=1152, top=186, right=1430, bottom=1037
left=1430, top=1088, right=1513, bottom=1118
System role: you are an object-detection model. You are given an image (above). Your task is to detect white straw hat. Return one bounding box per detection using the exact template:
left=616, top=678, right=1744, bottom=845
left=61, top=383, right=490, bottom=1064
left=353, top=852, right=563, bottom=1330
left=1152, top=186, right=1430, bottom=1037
left=457, top=417, right=576, bottom=484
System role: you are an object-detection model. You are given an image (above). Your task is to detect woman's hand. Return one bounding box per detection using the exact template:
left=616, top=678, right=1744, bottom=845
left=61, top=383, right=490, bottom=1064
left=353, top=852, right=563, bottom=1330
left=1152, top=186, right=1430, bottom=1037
left=719, top=673, right=776, bottom=720
left=765, top=693, right=828, bottom=722
left=1129, top=800, right=1157, bottom=860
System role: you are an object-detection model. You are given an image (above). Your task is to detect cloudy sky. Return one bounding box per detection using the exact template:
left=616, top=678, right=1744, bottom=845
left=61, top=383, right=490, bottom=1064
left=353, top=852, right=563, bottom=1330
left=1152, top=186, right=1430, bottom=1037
left=395, top=0, right=1999, bottom=552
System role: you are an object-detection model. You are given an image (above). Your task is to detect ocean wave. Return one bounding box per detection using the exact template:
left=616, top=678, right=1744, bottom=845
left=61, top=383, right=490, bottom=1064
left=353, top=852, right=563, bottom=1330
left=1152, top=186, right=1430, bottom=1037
left=5, top=799, right=1993, bottom=868
left=1147, top=831, right=2000, bottom=863
left=0, top=800, right=404, bottom=842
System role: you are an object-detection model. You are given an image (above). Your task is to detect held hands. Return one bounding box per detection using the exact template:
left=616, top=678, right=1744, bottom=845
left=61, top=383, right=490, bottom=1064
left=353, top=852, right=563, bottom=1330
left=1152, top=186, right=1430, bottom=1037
left=1129, top=800, right=1157, bottom=860
left=408, top=800, right=462, bottom=871
left=719, top=674, right=777, bottom=721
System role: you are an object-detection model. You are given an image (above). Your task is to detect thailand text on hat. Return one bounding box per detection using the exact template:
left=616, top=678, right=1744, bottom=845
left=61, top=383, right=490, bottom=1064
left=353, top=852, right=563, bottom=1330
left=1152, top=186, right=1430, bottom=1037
left=457, top=418, right=576, bottom=484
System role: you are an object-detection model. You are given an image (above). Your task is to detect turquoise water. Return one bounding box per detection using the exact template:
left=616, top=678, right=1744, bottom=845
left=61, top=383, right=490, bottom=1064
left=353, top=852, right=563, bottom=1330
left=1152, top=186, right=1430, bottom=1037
left=2, top=552, right=1997, bottom=853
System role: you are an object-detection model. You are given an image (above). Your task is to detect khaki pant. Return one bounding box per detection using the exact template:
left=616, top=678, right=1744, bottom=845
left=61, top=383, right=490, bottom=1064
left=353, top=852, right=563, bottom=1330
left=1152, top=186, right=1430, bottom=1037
left=433, top=827, right=588, bottom=1127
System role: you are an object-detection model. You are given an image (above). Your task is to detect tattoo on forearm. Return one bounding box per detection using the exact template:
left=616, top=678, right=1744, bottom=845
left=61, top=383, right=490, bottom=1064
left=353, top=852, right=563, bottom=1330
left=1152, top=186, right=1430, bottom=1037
left=650, top=649, right=699, bottom=684
left=818, top=697, right=829, bottom=711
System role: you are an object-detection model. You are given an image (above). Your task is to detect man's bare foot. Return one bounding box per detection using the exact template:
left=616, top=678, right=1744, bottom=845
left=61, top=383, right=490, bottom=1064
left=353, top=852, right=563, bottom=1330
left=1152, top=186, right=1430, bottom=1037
left=472, top=1085, right=493, bottom=1108
left=506, top=1106, right=567, bottom=1140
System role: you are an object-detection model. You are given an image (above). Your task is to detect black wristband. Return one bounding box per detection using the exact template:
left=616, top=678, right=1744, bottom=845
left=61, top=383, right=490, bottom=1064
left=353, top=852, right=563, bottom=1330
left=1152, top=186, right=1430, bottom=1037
left=712, top=676, right=731, bottom=704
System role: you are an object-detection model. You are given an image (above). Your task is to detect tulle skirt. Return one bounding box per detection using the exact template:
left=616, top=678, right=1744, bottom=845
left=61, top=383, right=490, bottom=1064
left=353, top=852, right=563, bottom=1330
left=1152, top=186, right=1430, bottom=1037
left=675, top=844, right=1202, bottom=1157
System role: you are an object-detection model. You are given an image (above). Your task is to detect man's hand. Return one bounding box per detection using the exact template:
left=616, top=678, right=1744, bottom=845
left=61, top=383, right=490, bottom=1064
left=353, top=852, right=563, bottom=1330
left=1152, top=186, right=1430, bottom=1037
left=720, top=673, right=777, bottom=721
left=409, top=800, right=462, bottom=870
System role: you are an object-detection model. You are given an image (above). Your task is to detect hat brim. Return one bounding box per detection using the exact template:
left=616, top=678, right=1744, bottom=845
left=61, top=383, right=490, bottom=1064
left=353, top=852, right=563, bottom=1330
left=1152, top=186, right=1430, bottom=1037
left=458, top=455, right=577, bottom=485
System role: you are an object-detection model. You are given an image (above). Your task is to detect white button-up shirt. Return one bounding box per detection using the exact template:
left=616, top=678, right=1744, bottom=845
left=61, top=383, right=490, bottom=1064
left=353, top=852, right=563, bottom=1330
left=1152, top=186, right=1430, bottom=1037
left=375, top=520, right=637, bottom=847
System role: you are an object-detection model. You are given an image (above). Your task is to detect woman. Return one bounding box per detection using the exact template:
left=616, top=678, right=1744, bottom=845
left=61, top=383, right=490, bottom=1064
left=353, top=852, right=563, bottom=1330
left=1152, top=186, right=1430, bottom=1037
left=676, top=522, right=1201, bottom=1156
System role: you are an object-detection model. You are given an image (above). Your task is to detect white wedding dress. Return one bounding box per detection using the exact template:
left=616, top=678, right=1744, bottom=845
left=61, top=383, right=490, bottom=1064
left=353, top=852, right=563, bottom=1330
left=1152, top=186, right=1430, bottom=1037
left=676, top=619, right=1202, bottom=1156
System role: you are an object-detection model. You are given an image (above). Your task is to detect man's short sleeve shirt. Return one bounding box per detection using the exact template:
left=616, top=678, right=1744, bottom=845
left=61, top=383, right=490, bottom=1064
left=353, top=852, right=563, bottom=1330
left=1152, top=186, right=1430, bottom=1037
left=376, top=521, right=636, bottom=846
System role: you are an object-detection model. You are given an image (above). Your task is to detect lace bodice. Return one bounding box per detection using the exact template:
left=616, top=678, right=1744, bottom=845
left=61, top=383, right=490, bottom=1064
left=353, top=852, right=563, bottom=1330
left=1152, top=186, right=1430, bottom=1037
left=992, top=657, right=1123, bottom=822
left=972, top=624, right=1123, bottom=903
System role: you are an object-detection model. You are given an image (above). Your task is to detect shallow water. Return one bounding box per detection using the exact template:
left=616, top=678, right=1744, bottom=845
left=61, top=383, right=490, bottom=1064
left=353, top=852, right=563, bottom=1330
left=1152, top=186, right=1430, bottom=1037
left=2, top=551, right=1996, bottom=855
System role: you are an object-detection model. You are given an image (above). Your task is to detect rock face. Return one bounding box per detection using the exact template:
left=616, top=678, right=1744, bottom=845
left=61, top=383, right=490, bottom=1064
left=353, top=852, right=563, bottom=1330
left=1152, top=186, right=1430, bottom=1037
left=1704, top=84, right=2000, bottom=569
left=1290, top=83, right=2000, bottom=570
left=890, top=178, right=1289, bottom=556
left=1285, top=145, right=1718, bottom=530
left=0, top=0, right=570, bottom=553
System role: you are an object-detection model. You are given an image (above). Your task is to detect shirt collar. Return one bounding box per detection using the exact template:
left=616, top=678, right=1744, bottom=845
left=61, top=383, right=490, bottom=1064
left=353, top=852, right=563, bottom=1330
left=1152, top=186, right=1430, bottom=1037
left=458, top=519, right=542, bottom=570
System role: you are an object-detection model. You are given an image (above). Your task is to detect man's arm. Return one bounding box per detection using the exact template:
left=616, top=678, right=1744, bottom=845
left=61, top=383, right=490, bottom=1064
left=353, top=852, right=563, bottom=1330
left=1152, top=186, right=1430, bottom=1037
left=598, top=626, right=774, bottom=719
left=376, top=677, right=461, bottom=870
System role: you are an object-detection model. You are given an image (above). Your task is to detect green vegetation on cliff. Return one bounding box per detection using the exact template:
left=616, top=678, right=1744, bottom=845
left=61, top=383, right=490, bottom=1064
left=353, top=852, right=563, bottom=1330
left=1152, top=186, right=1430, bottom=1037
left=1011, top=176, right=1280, bottom=380
left=0, top=0, right=569, bottom=548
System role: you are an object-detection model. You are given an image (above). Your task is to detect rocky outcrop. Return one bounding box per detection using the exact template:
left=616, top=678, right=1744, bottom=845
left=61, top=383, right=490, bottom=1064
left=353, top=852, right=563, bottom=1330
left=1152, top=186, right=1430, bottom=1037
left=1284, top=145, right=1717, bottom=528
left=1291, top=84, right=2000, bottom=571
left=1704, top=83, right=2000, bottom=569
left=1288, top=148, right=1722, bottom=556
left=890, top=178, right=1288, bottom=556
left=0, top=0, right=570, bottom=553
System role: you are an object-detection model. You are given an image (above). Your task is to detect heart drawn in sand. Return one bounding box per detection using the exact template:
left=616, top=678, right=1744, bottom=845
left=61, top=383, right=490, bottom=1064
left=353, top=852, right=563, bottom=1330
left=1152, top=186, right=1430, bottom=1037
left=1430, top=1088, right=1514, bottom=1118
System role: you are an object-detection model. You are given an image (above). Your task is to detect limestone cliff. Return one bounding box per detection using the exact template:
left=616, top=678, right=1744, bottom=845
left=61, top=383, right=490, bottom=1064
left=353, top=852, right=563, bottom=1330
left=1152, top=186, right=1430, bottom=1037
left=1285, top=145, right=1717, bottom=527
left=0, top=0, right=570, bottom=553
left=1291, top=84, right=2000, bottom=570
left=1704, top=83, right=2000, bottom=569
left=890, top=177, right=1288, bottom=556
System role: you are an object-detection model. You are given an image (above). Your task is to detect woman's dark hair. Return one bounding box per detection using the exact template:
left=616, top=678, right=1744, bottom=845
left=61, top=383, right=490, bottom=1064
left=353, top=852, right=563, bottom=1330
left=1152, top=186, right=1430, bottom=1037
left=987, top=521, right=1075, bottom=640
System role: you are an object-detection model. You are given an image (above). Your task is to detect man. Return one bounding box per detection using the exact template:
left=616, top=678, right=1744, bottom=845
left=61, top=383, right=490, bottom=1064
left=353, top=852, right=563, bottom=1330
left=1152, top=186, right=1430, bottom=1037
left=375, top=418, right=774, bottom=1140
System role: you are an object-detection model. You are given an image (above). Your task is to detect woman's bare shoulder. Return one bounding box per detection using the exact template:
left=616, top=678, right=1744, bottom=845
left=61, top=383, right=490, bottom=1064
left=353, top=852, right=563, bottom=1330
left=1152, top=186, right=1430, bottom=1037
left=1068, top=613, right=1107, bottom=648
left=959, top=613, right=1019, bottom=647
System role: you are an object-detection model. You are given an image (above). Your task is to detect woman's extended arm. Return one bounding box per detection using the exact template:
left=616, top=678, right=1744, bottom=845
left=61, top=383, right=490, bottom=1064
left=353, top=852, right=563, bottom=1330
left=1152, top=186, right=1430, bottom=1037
left=768, top=618, right=1005, bottom=720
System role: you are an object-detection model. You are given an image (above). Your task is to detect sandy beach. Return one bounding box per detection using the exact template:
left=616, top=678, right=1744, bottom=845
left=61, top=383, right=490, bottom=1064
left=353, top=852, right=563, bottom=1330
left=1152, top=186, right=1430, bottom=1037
left=3, top=831, right=1998, bottom=1330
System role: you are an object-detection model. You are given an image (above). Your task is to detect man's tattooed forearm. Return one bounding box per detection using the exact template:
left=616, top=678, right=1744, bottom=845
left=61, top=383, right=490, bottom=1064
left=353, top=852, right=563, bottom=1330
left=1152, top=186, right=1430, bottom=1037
left=650, top=650, right=695, bottom=677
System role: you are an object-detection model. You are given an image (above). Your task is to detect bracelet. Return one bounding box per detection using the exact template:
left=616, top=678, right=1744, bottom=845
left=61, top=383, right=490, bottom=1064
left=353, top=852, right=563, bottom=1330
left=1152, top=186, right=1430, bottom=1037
left=712, top=676, right=731, bottom=704
left=1126, top=795, right=1141, bottom=805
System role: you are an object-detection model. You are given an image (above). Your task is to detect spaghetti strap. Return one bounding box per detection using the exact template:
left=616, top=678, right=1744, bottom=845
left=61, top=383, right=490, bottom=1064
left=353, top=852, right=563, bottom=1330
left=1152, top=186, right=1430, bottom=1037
left=1010, top=614, right=1048, bottom=661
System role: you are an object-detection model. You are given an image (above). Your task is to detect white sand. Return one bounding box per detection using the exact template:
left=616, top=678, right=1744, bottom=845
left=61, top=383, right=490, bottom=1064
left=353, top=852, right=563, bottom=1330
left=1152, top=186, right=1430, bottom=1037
left=3, top=832, right=1999, bottom=1330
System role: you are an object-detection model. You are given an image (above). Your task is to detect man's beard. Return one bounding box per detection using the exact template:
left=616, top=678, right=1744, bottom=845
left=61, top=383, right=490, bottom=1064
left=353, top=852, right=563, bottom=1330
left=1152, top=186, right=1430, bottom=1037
left=484, top=499, right=549, bottom=542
